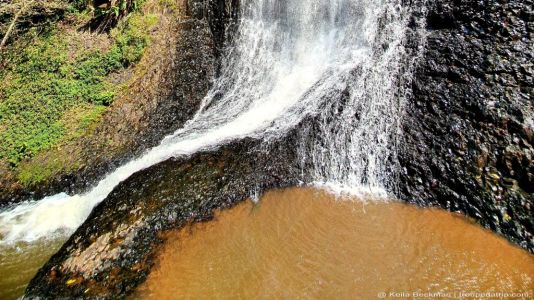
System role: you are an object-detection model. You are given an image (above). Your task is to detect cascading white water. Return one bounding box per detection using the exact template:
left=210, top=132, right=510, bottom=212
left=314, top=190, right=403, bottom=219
left=297, top=1, right=424, bottom=195
left=0, top=0, right=422, bottom=243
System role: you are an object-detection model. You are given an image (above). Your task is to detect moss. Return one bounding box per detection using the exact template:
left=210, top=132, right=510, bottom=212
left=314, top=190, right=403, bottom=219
left=17, top=156, right=74, bottom=187
left=16, top=104, right=107, bottom=186
left=158, top=0, right=179, bottom=10
left=94, top=0, right=147, bottom=18
left=62, top=104, right=108, bottom=140
left=0, top=7, right=158, bottom=169
left=111, top=13, right=158, bottom=66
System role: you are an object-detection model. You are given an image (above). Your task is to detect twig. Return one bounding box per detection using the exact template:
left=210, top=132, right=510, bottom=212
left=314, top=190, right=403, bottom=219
left=0, top=0, right=34, bottom=52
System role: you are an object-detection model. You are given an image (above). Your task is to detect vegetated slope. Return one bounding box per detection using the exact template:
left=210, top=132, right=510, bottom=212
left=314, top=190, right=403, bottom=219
left=0, top=0, right=216, bottom=203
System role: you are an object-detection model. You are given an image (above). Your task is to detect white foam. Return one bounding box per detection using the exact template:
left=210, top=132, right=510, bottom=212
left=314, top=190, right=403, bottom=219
left=0, top=0, right=424, bottom=244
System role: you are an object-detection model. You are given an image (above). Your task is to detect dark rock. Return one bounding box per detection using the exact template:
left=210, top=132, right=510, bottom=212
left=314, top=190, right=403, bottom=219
left=24, top=135, right=300, bottom=299
left=400, top=0, right=534, bottom=252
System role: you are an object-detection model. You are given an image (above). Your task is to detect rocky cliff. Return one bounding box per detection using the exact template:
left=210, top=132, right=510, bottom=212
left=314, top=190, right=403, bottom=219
left=24, top=0, right=534, bottom=298
left=400, top=0, right=534, bottom=252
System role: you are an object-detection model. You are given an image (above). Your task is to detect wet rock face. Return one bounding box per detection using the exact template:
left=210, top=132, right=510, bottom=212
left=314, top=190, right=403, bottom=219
left=400, top=0, right=534, bottom=251
left=24, top=137, right=300, bottom=298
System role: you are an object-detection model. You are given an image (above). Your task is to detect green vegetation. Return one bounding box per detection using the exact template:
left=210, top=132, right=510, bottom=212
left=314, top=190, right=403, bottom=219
left=0, top=3, right=158, bottom=169
left=94, top=0, right=145, bottom=18
left=111, top=11, right=158, bottom=65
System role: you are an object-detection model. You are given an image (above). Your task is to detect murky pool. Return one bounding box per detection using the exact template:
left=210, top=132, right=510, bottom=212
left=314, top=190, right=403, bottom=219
left=0, top=239, right=63, bottom=299
left=134, top=188, right=534, bottom=299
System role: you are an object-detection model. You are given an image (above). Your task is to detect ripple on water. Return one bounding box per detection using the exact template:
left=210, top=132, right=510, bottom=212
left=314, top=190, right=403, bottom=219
left=134, top=187, right=534, bottom=299
left=0, top=239, right=64, bottom=300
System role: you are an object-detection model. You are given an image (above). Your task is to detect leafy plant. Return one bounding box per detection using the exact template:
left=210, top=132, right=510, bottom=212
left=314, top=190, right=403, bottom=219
left=91, top=0, right=146, bottom=30
left=0, top=6, right=157, bottom=167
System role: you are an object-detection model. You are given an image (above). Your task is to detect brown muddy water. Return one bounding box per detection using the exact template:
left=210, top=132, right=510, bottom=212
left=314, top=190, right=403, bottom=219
left=134, top=187, right=534, bottom=299
left=0, top=239, right=63, bottom=299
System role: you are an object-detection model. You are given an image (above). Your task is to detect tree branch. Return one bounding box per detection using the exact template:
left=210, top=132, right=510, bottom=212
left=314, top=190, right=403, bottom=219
left=0, top=0, right=33, bottom=52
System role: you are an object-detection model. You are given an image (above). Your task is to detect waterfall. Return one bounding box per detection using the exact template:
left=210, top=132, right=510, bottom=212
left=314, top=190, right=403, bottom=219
left=296, top=1, right=424, bottom=195
left=0, top=0, right=423, bottom=243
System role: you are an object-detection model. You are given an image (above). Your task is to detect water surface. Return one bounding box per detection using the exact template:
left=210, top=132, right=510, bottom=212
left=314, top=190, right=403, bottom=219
left=0, top=239, right=64, bottom=299
left=135, top=188, right=534, bottom=299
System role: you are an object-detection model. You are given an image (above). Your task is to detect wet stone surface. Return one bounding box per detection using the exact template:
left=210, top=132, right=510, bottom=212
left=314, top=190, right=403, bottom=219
left=24, top=136, right=301, bottom=298
left=400, top=0, right=534, bottom=251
